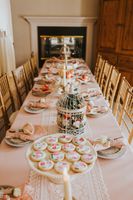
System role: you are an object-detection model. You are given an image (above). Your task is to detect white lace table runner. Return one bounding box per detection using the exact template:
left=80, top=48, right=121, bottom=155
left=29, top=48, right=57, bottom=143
left=26, top=81, right=110, bottom=200
left=27, top=160, right=110, bottom=200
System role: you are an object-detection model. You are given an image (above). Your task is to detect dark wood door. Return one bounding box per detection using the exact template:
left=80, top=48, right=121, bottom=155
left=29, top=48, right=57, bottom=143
left=98, top=0, right=120, bottom=52
left=116, top=0, right=133, bottom=55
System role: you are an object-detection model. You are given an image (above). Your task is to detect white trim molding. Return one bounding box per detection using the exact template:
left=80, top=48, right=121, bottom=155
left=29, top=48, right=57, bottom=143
left=24, top=16, right=97, bottom=66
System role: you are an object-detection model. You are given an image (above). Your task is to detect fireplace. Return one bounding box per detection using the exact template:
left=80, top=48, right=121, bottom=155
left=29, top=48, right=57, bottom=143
left=24, top=16, right=97, bottom=68
left=38, top=26, right=86, bottom=67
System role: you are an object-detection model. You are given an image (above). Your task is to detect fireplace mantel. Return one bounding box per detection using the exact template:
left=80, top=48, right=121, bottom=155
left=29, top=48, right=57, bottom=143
left=24, top=16, right=97, bottom=66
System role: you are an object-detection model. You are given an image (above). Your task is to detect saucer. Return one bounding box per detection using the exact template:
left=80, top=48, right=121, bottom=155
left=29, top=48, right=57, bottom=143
left=24, top=105, right=45, bottom=114
left=97, top=145, right=127, bottom=159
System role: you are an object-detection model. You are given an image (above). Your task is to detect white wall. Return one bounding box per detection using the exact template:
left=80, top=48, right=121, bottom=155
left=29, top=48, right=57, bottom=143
left=0, top=0, right=13, bottom=42
left=10, top=0, right=99, bottom=65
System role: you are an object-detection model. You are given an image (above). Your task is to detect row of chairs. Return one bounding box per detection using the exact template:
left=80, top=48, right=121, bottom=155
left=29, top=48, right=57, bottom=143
left=0, top=54, right=38, bottom=142
left=94, top=54, right=133, bottom=144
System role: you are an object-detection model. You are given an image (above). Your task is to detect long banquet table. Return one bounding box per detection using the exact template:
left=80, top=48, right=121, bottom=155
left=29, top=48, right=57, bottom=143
left=0, top=59, right=133, bottom=200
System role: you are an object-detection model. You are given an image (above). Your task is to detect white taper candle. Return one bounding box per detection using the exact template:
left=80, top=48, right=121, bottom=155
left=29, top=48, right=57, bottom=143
left=63, top=168, right=72, bottom=200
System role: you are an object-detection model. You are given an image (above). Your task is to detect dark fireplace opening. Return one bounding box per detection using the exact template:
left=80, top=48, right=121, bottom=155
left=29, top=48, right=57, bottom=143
left=38, top=26, right=87, bottom=67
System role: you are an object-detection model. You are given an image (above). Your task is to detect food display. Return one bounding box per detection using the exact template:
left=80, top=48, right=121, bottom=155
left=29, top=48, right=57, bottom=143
left=32, top=84, right=52, bottom=97
left=62, top=143, right=75, bottom=152
left=26, top=134, right=97, bottom=183
left=38, top=159, right=54, bottom=171
left=71, top=161, right=88, bottom=173
left=33, top=141, right=47, bottom=151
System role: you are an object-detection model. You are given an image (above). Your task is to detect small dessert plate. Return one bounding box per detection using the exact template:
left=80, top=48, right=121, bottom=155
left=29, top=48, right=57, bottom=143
left=24, top=105, right=45, bottom=114
left=97, top=145, right=127, bottom=159
left=86, top=106, right=109, bottom=117
left=5, top=138, right=31, bottom=147
left=32, top=90, right=51, bottom=97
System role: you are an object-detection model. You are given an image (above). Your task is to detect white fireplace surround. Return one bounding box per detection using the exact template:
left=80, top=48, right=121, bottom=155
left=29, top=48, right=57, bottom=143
left=24, top=16, right=97, bottom=66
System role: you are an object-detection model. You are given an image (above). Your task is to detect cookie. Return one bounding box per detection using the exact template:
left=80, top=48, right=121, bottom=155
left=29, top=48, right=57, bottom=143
left=38, top=159, right=54, bottom=171
left=76, top=145, right=91, bottom=154
left=47, top=143, right=61, bottom=152
left=33, top=141, right=47, bottom=151
left=59, top=134, right=73, bottom=143
left=72, top=136, right=86, bottom=146
left=30, top=150, right=46, bottom=162
left=81, top=153, right=96, bottom=164
left=62, top=143, right=75, bottom=152
left=45, top=136, right=58, bottom=144
left=66, top=151, right=80, bottom=162
left=51, top=151, right=64, bottom=162
left=54, top=161, right=70, bottom=174
left=71, top=161, right=88, bottom=173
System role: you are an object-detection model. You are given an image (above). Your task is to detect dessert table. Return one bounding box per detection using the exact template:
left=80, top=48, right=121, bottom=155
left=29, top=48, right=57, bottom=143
left=0, top=58, right=133, bottom=200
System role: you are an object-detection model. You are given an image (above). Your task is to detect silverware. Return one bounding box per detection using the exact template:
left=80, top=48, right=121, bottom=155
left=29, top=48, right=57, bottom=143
left=108, top=136, right=123, bottom=142
left=114, top=136, right=123, bottom=140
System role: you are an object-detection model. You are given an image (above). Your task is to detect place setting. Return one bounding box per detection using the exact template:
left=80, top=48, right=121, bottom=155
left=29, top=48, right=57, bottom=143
left=35, top=74, right=56, bottom=84
left=32, top=84, right=53, bottom=97
left=89, top=135, right=127, bottom=160
left=96, top=136, right=127, bottom=159
left=41, top=67, right=59, bottom=76
left=0, top=185, right=23, bottom=199
left=82, top=88, right=102, bottom=101
left=24, top=98, right=49, bottom=114
left=76, top=73, right=95, bottom=85
left=0, top=183, right=34, bottom=199
left=4, top=123, right=35, bottom=147
left=86, top=101, right=109, bottom=118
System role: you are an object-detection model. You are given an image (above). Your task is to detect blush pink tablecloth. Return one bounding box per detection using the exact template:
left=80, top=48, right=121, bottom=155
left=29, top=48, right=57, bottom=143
left=0, top=60, right=133, bottom=200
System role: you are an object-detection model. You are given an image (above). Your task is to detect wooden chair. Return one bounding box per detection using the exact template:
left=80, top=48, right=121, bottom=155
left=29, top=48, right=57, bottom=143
left=118, top=88, right=133, bottom=144
left=113, top=77, right=131, bottom=124
left=99, top=61, right=113, bottom=96
left=23, top=60, right=34, bottom=90
left=95, top=55, right=106, bottom=85
left=0, top=91, right=8, bottom=142
left=94, top=53, right=101, bottom=75
left=30, top=54, right=38, bottom=77
left=105, top=67, right=121, bottom=109
left=0, top=74, right=18, bottom=126
left=12, top=65, right=28, bottom=106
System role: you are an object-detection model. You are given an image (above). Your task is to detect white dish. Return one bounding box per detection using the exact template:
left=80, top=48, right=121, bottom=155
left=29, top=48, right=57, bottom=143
left=82, top=88, right=102, bottom=101
left=24, top=105, right=45, bottom=114
left=97, top=145, right=127, bottom=159
left=5, top=138, right=31, bottom=147
left=86, top=106, right=109, bottom=118
left=34, top=77, right=46, bottom=85
left=32, top=90, right=51, bottom=97
left=26, top=134, right=97, bottom=184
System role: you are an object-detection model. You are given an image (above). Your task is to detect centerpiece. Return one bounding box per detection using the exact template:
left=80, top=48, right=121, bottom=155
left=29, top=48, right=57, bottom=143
left=56, top=84, right=86, bottom=135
